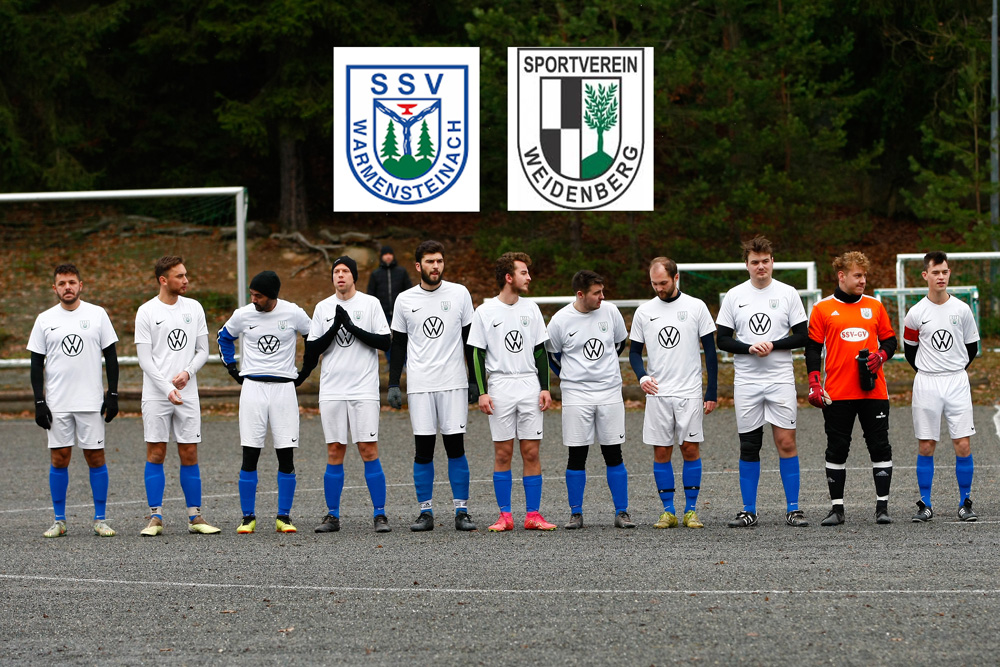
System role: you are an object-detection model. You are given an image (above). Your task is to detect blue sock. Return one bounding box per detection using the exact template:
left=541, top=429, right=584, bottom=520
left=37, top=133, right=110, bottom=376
left=566, top=469, right=587, bottom=514
left=324, top=464, right=344, bottom=517
left=89, top=464, right=109, bottom=521
left=50, top=466, right=69, bottom=521
left=956, top=454, right=974, bottom=505
left=739, top=460, right=760, bottom=514
left=682, top=458, right=702, bottom=512
left=606, top=463, right=629, bottom=514
left=523, top=474, right=542, bottom=513
left=493, top=470, right=512, bottom=513
left=916, top=454, right=934, bottom=507
left=447, top=455, right=470, bottom=514
left=778, top=456, right=800, bottom=512
left=238, top=469, right=258, bottom=516
left=364, top=458, right=387, bottom=516
left=144, top=462, right=165, bottom=518
left=276, top=471, right=296, bottom=517
left=178, top=464, right=202, bottom=520
left=653, top=461, right=675, bottom=514
left=414, top=461, right=435, bottom=512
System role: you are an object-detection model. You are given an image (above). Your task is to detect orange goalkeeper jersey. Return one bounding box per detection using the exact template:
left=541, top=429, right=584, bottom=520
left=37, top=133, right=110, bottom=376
left=808, top=294, right=895, bottom=400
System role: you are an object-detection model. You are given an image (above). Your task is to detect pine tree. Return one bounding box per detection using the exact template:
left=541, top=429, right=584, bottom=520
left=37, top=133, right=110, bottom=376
left=416, top=120, right=434, bottom=159
left=381, top=120, right=400, bottom=159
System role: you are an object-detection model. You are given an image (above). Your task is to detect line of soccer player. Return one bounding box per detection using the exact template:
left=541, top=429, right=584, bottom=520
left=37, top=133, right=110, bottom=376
left=28, top=237, right=981, bottom=537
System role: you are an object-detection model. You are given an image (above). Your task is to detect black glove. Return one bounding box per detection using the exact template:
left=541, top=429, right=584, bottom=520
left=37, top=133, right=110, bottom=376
left=101, top=391, right=119, bottom=423
left=336, top=304, right=351, bottom=328
left=34, top=399, right=52, bottom=430
left=468, top=385, right=480, bottom=405
left=227, top=362, right=244, bottom=385
left=387, top=386, right=403, bottom=409
left=294, top=371, right=307, bottom=387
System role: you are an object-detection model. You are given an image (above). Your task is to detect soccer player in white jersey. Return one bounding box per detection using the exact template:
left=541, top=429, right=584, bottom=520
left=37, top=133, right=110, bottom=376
left=218, top=270, right=312, bottom=534
left=903, top=252, right=981, bottom=522
left=387, top=240, right=478, bottom=532
left=296, top=256, right=391, bottom=534
left=28, top=264, right=120, bottom=538
left=469, top=252, right=556, bottom=531
left=629, top=258, right=717, bottom=529
left=716, top=236, right=810, bottom=528
left=546, top=270, right=635, bottom=530
left=135, top=256, right=220, bottom=536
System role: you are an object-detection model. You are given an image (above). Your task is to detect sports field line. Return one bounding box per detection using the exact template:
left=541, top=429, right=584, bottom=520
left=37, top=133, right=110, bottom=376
left=4, top=464, right=999, bottom=514
left=1, top=573, right=997, bottom=597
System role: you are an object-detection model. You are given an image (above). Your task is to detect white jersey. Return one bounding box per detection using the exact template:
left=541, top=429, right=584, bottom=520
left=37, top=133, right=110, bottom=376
left=467, top=297, right=548, bottom=376
left=545, top=301, right=627, bottom=405
left=631, top=292, right=715, bottom=398
left=717, top=278, right=806, bottom=385
left=309, top=291, right=389, bottom=401
left=27, top=301, right=118, bottom=412
left=391, top=281, right=474, bottom=393
left=903, top=295, right=979, bottom=374
left=221, top=299, right=311, bottom=378
left=135, top=295, right=209, bottom=402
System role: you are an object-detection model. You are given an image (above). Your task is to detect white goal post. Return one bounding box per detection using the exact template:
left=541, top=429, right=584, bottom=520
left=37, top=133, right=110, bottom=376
left=0, top=187, right=248, bottom=368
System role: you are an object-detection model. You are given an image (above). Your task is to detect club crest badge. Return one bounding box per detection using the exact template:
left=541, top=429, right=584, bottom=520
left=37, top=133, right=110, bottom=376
left=520, top=315, right=530, bottom=328
left=80, top=320, right=90, bottom=330
left=334, top=47, right=480, bottom=212
left=861, top=308, right=872, bottom=320
left=599, top=321, right=609, bottom=332
left=769, top=299, right=779, bottom=310
left=278, top=320, right=288, bottom=331
left=950, top=314, right=959, bottom=325
left=441, top=301, right=451, bottom=312
left=678, top=311, right=688, bottom=322
left=183, top=314, right=192, bottom=324
left=509, top=47, right=653, bottom=211
left=353, top=310, right=363, bottom=321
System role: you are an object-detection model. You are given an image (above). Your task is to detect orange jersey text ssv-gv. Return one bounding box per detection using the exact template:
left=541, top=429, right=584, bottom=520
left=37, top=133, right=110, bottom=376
left=808, top=294, right=895, bottom=401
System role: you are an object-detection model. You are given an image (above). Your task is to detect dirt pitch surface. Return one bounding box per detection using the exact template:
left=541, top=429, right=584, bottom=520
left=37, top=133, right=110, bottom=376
left=2, top=406, right=999, bottom=665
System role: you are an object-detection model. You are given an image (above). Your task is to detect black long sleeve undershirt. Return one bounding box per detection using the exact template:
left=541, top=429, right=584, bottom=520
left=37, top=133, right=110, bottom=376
left=30, top=352, right=45, bottom=401
left=388, top=329, right=407, bottom=386
left=716, top=325, right=751, bottom=355
left=771, top=321, right=808, bottom=350
left=103, top=343, right=119, bottom=392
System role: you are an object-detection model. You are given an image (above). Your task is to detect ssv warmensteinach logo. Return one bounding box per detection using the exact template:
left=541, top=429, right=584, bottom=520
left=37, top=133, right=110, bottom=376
left=334, top=47, right=480, bottom=212
left=509, top=47, right=653, bottom=211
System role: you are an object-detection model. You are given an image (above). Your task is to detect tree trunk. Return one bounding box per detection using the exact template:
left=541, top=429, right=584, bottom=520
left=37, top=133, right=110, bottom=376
left=278, top=125, right=307, bottom=232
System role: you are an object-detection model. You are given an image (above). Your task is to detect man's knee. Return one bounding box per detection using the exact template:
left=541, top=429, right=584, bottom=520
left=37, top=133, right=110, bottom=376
left=600, top=444, right=623, bottom=467
left=739, top=427, right=764, bottom=462
left=414, top=434, right=436, bottom=465
left=567, top=445, right=589, bottom=471
left=442, top=433, right=465, bottom=459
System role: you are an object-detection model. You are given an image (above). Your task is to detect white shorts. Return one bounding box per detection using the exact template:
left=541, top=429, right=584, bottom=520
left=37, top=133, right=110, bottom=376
left=320, top=400, right=380, bottom=444
left=142, top=399, right=202, bottom=444
left=408, top=389, right=468, bottom=436
left=734, top=383, right=797, bottom=433
left=562, top=401, right=625, bottom=447
left=47, top=412, right=105, bottom=450
left=912, top=371, right=975, bottom=441
left=239, top=380, right=300, bottom=449
left=487, top=374, right=543, bottom=442
left=643, top=396, right=704, bottom=447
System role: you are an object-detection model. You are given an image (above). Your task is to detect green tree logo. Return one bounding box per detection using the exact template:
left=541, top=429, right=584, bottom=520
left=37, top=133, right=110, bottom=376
left=582, top=83, right=618, bottom=179
left=416, top=120, right=435, bottom=160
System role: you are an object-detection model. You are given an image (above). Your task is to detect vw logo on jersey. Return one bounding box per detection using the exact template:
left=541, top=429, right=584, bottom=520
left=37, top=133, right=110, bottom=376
left=931, top=329, right=954, bottom=352
left=423, top=316, right=445, bottom=339
left=167, top=329, right=188, bottom=351
left=748, top=313, right=771, bottom=336
left=505, top=330, right=524, bottom=353
left=258, top=335, right=280, bottom=355
left=657, top=326, right=679, bottom=349
left=583, top=338, right=604, bottom=361
left=61, top=334, right=84, bottom=357
left=336, top=328, right=355, bottom=347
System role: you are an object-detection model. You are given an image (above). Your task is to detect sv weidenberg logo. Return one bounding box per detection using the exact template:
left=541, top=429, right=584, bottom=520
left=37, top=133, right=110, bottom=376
left=345, top=64, right=470, bottom=205
left=510, top=47, right=650, bottom=211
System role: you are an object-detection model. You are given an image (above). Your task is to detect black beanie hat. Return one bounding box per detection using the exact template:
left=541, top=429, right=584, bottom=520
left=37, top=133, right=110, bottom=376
left=249, top=270, right=280, bottom=299
left=380, top=245, right=394, bottom=255
left=332, top=255, right=359, bottom=282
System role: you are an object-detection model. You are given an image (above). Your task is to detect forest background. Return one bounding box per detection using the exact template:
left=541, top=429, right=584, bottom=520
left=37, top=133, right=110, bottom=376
left=1, top=0, right=999, bottom=321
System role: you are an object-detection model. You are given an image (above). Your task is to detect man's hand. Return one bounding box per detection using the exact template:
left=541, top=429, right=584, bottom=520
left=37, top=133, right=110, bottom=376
left=387, top=386, right=403, bottom=409
left=867, top=348, right=889, bottom=373
left=167, top=389, right=183, bottom=405
left=335, top=305, right=351, bottom=328
left=226, top=362, right=243, bottom=385
left=467, top=385, right=480, bottom=405
left=704, top=400, right=718, bottom=415
left=749, top=341, right=774, bottom=357
left=478, top=393, right=494, bottom=415
left=172, top=371, right=190, bottom=391
left=34, top=399, right=52, bottom=430
left=807, top=371, right=830, bottom=408
left=640, top=375, right=658, bottom=396
left=101, top=391, right=119, bottom=423
left=539, top=390, right=552, bottom=411
left=294, top=371, right=307, bottom=387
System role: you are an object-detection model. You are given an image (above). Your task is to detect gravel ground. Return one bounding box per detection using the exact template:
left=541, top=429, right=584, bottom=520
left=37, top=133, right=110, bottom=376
left=1, top=405, right=999, bottom=665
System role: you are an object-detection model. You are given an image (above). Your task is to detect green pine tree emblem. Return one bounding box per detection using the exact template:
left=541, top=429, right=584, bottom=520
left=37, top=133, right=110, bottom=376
left=581, top=83, right=618, bottom=179
left=380, top=120, right=401, bottom=173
